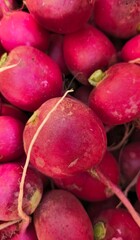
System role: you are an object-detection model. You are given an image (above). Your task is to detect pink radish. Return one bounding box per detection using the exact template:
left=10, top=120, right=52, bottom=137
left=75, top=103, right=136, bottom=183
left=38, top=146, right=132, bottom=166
left=93, top=0, right=140, bottom=39
left=0, top=162, right=43, bottom=221
left=25, top=0, right=95, bottom=34
left=121, top=34, right=140, bottom=62
left=63, top=24, right=117, bottom=85
left=23, top=96, right=107, bottom=178
left=34, top=189, right=94, bottom=240
left=88, top=62, right=140, bottom=125
left=0, top=46, right=63, bottom=112
left=0, top=11, right=50, bottom=52
left=0, top=116, right=24, bottom=162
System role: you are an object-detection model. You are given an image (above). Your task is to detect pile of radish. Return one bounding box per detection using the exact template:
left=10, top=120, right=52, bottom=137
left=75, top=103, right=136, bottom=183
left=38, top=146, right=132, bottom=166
left=0, top=0, right=140, bottom=239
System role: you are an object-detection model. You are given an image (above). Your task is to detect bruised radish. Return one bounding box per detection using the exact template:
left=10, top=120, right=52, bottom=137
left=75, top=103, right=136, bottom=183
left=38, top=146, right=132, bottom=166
left=121, top=34, right=140, bottom=62
left=93, top=208, right=140, bottom=240
left=54, top=151, right=120, bottom=201
left=0, top=162, right=43, bottom=221
left=63, top=24, right=116, bottom=85
left=89, top=62, right=140, bottom=125
left=23, top=97, right=107, bottom=178
left=0, top=11, right=50, bottom=52
left=34, top=189, right=94, bottom=240
left=25, top=0, right=95, bottom=34
left=0, top=46, right=63, bottom=112
left=93, top=0, right=140, bottom=39
left=47, top=34, right=69, bottom=75
left=1, top=103, right=29, bottom=123
left=0, top=116, right=24, bottom=162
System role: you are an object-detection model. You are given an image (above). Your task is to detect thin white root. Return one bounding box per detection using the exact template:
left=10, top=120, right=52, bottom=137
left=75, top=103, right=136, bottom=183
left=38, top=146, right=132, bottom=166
left=0, top=219, right=21, bottom=231
left=0, top=62, right=20, bottom=72
left=17, top=89, right=74, bottom=222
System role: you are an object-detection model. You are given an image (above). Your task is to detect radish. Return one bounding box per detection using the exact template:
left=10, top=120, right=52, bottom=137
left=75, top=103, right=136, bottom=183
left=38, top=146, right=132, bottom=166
left=0, top=46, right=63, bottom=112
left=119, top=142, right=140, bottom=187
left=34, top=189, right=94, bottom=240
left=88, top=62, right=140, bottom=125
left=93, top=0, right=140, bottom=39
left=93, top=208, right=140, bottom=240
left=54, top=151, right=120, bottom=202
left=0, top=116, right=24, bottom=162
left=63, top=24, right=117, bottom=85
left=23, top=96, right=107, bottom=178
left=47, top=33, right=69, bottom=75
left=121, top=34, right=140, bottom=62
left=1, top=103, right=29, bottom=123
left=0, top=162, right=43, bottom=221
left=25, top=0, right=95, bottom=34
left=0, top=11, right=50, bottom=52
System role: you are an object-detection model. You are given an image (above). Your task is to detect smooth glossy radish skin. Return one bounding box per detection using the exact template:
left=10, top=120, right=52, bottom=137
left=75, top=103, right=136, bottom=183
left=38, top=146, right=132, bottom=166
left=93, top=208, right=140, bottom=240
left=121, top=34, right=140, bottom=62
left=93, top=0, right=140, bottom=39
left=0, top=11, right=50, bottom=52
left=0, top=162, right=43, bottom=221
left=0, top=46, right=63, bottom=112
left=54, top=151, right=120, bottom=201
left=119, top=142, right=140, bottom=186
left=34, top=189, right=94, bottom=240
left=0, top=116, right=24, bottom=162
left=89, top=62, right=140, bottom=125
left=23, top=97, right=107, bottom=178
left=25, top=0, right=95, bottom=34
left=63, top=24, right=116, bottom=85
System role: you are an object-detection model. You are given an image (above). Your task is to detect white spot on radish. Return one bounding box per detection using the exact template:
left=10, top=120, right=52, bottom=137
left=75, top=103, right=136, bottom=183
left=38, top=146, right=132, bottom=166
left=52, top=167, right=62, bottom=174
left=112, top=237, right=123, bottom=240
left=68, top=158, right=79, bottom=168
left=125, top=97, right=139, bottom=116
left=41, top=80, right=48, bottom=88
left=36, top=157, right=45, bottom=168
left=67, top=184, right=82, bottom=191
left=111, top=111, right=122, bottom=119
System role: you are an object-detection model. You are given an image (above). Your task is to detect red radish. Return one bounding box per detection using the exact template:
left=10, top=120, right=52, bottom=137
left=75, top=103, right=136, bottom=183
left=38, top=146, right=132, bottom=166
left=0, top=116, right=24, bottom=162
left=73, top=85, right=93, bottom=105
left=119, top=142, right=140, bottom=187
left=34, top=189, right=94, bottom=240
left=54, top=151, right=120, bottom=202
left=1, top=103, right=29, bottom=123
left=136, top=175, right=140, bottom=201
left=0, top=46, right=63, bottom=112
left=88, top=62, right=140, bottom=125
left=121, top=34, right=140, bottom=62
left=93, top=208, right=140, bottom=240
left=63, top=24, right=116, bottom=85
left=0, top=11, right=50, bottom=52
left=93, top=0, right=140, bottom=39
left=0, top=162, right=43, bottom=221
left=48, top=34, right=69, bottom=75
left=23, top=96, right=107, bottom=178
left=25, top=0, right=95, bottom=34
left=12, top=222, right=38, bottom=240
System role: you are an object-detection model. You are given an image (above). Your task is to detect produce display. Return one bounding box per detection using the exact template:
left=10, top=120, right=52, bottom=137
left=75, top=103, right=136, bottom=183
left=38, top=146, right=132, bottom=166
left=0, top=0, right=140, bottom=239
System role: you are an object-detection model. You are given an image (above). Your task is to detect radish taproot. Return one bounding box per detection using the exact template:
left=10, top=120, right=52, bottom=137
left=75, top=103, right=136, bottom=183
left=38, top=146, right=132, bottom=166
left=0, top=46, right=63, bottom=112
left=88, top=62, right=140, bottom=125
left=25, top=0, right=95, bottom=34
left=34, top=189, right=94, bottom=240
left=63, top=24, right=117, bottom=85
left=23, top=96, right=107, bottom=178
left=0, top=162, right=43, bottom=221
left=0, top=11, right=50, bottom=52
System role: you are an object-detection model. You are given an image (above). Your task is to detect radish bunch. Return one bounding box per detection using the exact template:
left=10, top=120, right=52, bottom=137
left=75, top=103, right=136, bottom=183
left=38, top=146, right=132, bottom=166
left=0, top=0, right=140, bottom=239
